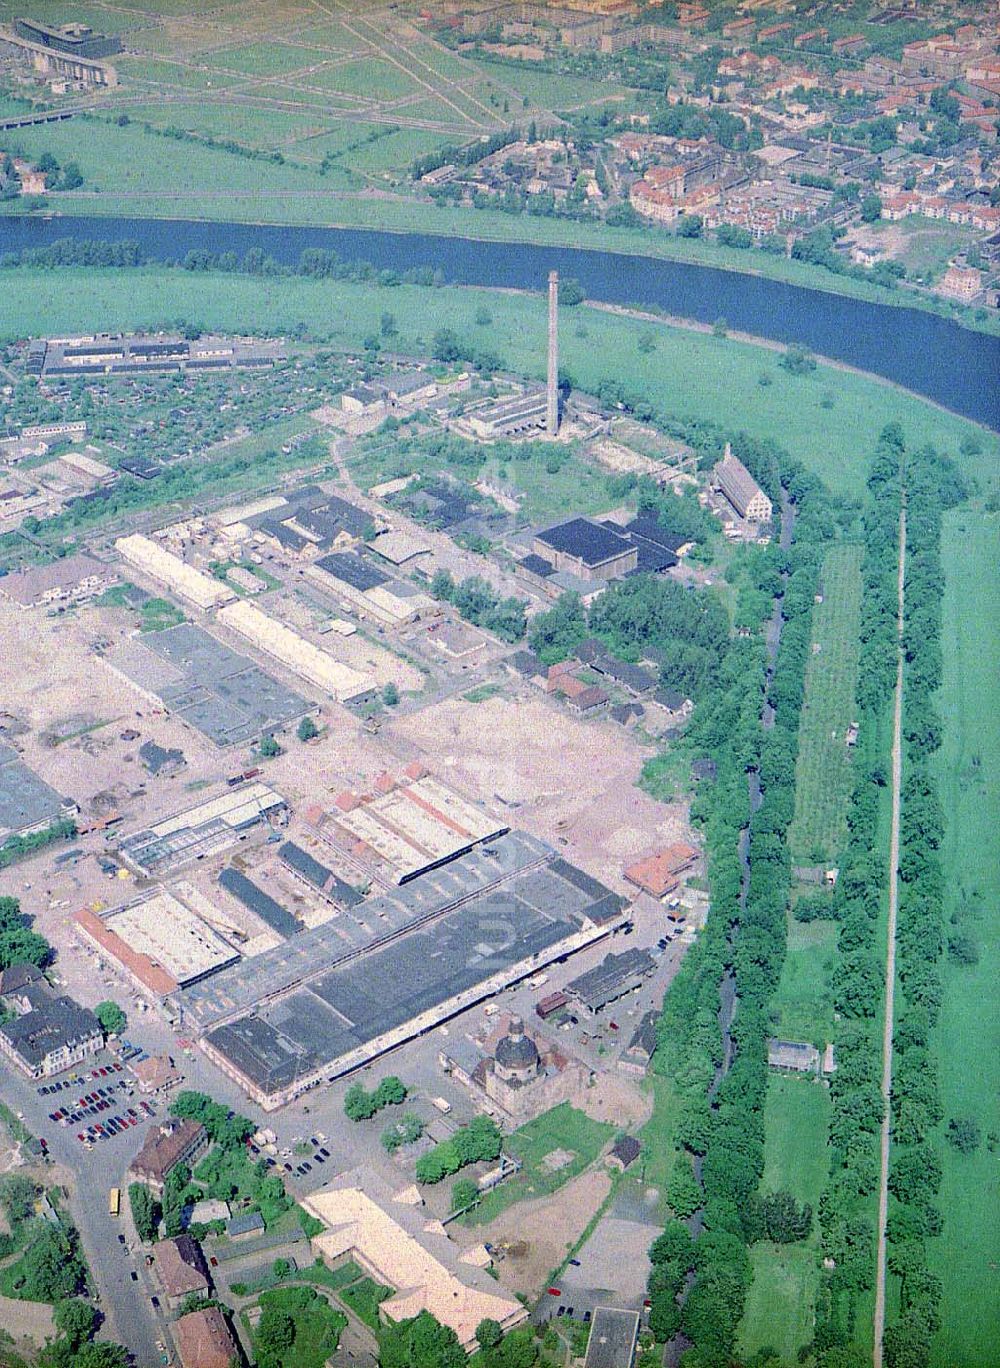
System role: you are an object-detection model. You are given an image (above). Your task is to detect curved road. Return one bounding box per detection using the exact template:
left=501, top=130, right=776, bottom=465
left=873, top=496, right=907, bottom=1368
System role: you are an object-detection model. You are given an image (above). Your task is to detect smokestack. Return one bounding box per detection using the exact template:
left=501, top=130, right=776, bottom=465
left=546, top=269, right=559, bottom=437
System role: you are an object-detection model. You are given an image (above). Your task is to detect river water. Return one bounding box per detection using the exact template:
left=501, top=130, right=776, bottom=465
left=1, top=214, right=997, bottom=429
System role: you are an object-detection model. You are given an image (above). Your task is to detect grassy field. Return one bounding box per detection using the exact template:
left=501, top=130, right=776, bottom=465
left=929, top=509, right=1000, bottom=1367
left=770, top=919, right=838, bottom=1045
left=738, top=1076, right=831, bottom=1361
left=789, top=542, right=864, bottom=860
left=466, top=1104, right=613, bottom=1225
left=1, top=269, right=993, bottom=504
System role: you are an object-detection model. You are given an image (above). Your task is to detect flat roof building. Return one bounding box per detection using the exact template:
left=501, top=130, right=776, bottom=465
left=566, top=948, right=655, bottom=1014
left=81, top=889, right=240, bottom=997
left=533, top=518, right=637, bottom=582
left=115, top=534, right=235, bottom=611
left=216, top=599, right=372, bottom=700
left=304, top=1168, right=527, bottom=1350
left=0, top=744, right=75, bottom=842
left=188, top=833, right=627, bottom=1109
left=328, top=769, right=508, bottom=884
left=114, top=782, right=286, bottom=879
left=104, top=622, right=310, bottom=748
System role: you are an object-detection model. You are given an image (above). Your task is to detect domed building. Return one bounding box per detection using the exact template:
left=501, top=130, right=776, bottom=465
left=492, top=1016, right=540, bottom=1089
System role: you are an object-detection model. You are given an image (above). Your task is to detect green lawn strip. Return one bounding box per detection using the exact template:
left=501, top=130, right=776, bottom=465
left=737, top=1075, right=831, bottom=1361
left=246, top=1285, right=347, bottom=1368
left=928, top=509, right=1000, bottom=1368
left=464, top=1103, right=614, bottom=1226
left=337, top=1275, right=392, bottom=1330
left=788, top=542, right=864, bottom=861
left=770, top=919, right=838, bottom=1045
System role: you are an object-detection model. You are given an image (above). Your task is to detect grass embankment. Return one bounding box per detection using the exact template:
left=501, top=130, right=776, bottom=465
left=929, top=509, right=1000, bottom=1368
left=1, top=269, right=993, bottom=504
left=0, top=113, right=995, bottom=332
left=738, top=1078, right=831, bottom=1363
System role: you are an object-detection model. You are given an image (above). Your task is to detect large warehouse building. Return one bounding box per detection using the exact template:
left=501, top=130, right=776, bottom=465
left=327, top=766, right=508, bottom=884
left=216, top=600, right=373, bottom=701
left=185, top=830, right=627, bottom=1109
left=115, top=534, right=235, bottom=611
left=76, top=888, right=240, bottom=1001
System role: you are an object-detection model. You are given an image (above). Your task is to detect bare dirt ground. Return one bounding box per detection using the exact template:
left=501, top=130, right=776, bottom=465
left=0, top=1292, right=56, bottom=1349
left=577, top=1073, right=653, bottom=1130
left=389, top=693, right=691, bottom=889
left=458, top=1167, right=612, bottom=1298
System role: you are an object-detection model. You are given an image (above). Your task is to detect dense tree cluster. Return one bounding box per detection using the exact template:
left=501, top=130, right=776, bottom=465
left=430, top=569, right=526, bottom=643
left=344, top=1075, right=407, bottom=1122
left=169, top=1091, right=254, bottom=1149
left=414, top=1116, right=501, bottom=1185
left=0, top=895, right=53, bottom=971
left=882, top=442, right=966, bottom=1368
left=641, top=445, right=837, bottom=1362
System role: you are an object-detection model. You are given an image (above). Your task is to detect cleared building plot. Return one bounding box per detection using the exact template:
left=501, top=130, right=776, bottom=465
left=104, top=622, right=311, bottom=747
left=329, top=767, right=507, bottom=884
left=184, top=831, right=627, bottom=1109
left=117, top=782, right=286, bottom=878
left=76, top=887, right=240, bottom=1000
left=116, top=534, right=235, bottom=611
left=217, top=599, right=372, bottom=701
left=0, top=742, right=75, bottom=841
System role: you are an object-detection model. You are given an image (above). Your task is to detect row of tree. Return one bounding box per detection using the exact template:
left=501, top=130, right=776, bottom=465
left=883, top=441, right=968, bottom=1368
left=642, top=442, right=839, bottom=1359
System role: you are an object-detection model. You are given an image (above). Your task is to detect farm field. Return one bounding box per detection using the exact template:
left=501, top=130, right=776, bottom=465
left=737, top=1076, right=830, bottom=1362
left=0, top=269, right=992, bottom=502
left=789, top=542, right=864, bottom=860
left=929, top=509, right=1000, bottom=1367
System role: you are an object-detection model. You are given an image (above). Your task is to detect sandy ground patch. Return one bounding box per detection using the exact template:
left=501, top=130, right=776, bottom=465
left=389, top=694, right=690, bottom=888
left=459, top=1167, right=612, bottom=1298
left=0, top=1292, right=56, bottom=1347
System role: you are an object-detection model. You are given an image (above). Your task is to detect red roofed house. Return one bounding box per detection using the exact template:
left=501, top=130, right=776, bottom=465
left=153, top=1235, right=210, bottom=1308
left=624, top=842, right=699, bottom=899
left=173, top=1306, right=239, bottom=1368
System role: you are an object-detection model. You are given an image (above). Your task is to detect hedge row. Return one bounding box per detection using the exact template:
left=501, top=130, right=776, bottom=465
left=646, top=447, right=838, bottom=1364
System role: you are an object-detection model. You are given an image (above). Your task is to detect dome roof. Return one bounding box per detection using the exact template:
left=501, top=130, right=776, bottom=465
left=495, top=1016, right=539, bottom=1071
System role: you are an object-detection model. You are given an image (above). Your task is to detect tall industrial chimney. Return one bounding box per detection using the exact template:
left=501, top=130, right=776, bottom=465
left=546, top=269, right=559, bottom=437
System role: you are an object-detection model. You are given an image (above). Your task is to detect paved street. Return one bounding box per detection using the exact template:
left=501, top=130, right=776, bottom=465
left=2, top=1057, right=167, bottom=1366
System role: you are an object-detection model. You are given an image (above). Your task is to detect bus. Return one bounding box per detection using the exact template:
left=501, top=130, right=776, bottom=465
left=108, top=1187, right=120, bottom=1218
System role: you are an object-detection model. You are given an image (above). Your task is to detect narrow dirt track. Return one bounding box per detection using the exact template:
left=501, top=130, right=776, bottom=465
left=873, top=497, right=907, bottom=1368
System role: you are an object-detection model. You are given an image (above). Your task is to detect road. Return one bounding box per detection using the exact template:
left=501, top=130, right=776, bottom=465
left=873, top=498, right=907, bottom=1368
left=2, top=1056, right=167, bottom=1366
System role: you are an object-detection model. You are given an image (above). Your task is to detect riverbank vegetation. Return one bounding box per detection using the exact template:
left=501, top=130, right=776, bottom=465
left=0, top=264, right=992, bottom=507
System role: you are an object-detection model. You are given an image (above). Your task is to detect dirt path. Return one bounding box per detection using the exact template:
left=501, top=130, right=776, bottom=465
left=873, top=498, right=907, bottom=1368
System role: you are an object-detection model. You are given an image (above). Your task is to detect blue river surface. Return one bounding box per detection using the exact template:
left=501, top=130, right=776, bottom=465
left=1, top=213, right=997, bottom=429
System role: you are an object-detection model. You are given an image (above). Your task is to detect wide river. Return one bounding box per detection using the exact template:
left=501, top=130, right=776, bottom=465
left=2, top=214, right=997, bottom=429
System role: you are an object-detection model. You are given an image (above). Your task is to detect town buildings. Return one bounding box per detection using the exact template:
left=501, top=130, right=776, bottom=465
left=129, top=1118, right=210, bottom=1195
left=0, top=976, right=103, bottom=1078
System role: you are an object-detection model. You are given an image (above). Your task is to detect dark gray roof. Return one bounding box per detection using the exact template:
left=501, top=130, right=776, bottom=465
left=506, top=650, right=543, bottom=678
left=623, top=513, right=686, bottom=553
left=278, top=842, right=363, bottom=907
left=655, top=688, right=686, bottom=711
left=536, top=518, right=630, bottom=567
left=227, top=1210, right=265, bottom=1237
left=627, top=1010, right=659, bottom=1060
left=0, top=995, right=101, bottom=1069
left=610, top=1136, right=640, bottom=1167
left=495, top=1019, right=539, bottom=1071
left=519, top=553, right=555, bottom=577
left=0, top=962, right=44, bottom=995
left=0, top=752, right=70, bottom=838
left=138, top=741, right=185, bottom=776
left=314, top=553, right=389, bottom=593
left=567, top=949, right=655, bottom=1012
left=218, top=867, right=298, bottom=939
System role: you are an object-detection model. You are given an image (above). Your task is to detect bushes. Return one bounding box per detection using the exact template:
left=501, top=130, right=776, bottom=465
left=414, top=1117, right=501, bottom=1185
left=128, top=1183, right=160, bottom=1244
left=344, top=1076, right=407, bottom=1122
left=430, top=571, right=526, bottom=643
